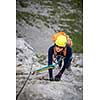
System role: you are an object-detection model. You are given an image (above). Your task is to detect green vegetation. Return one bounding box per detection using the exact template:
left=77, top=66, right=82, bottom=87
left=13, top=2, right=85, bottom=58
left=68, top=33, right=83, bottom=53
left=67, top=0, right=83, bottom=11
left=16, top=11, right=35, bottom=26
left=16, top=11, right=49, bottom=26
left=19, top=1, right=29, bottom=8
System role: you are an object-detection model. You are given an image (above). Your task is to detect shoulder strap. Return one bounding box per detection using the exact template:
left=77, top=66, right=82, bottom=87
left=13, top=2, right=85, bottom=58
left=63, top=47, right=67, bottom=57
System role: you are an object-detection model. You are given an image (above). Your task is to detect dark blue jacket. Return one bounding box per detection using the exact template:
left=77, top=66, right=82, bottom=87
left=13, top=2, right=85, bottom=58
left=48, top=44, right=72, bottom=68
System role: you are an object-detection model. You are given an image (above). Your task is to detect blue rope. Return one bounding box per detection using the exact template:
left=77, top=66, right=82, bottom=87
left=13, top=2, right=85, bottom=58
left=33, top=55, right=64, bottom=72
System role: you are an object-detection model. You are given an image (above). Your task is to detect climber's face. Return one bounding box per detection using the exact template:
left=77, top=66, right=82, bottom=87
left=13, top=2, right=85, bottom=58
left=55, top=45, right=64, bottom=53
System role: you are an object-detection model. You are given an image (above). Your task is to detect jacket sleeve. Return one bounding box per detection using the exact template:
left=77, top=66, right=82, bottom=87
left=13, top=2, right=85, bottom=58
left=63, top=46, right=72, bottom=67
left=48, top=46, right=54, bottom=65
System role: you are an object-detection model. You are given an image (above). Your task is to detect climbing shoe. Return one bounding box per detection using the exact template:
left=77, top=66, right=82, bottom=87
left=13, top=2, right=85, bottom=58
left=54, top=74, right=62, bottom=81
left=49, top=78, right=54, bottom=81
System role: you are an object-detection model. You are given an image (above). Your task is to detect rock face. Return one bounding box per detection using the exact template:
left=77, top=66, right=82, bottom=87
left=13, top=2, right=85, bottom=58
left=16, top=38, right=35, bottom=95
left=16, top=38, right=83, bottom=100
left=16, top=1, right=83, bottom=99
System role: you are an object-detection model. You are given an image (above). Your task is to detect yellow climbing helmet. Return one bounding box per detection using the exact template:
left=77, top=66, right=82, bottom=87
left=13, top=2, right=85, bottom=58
left=55, top=35, right=67, bottom=47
